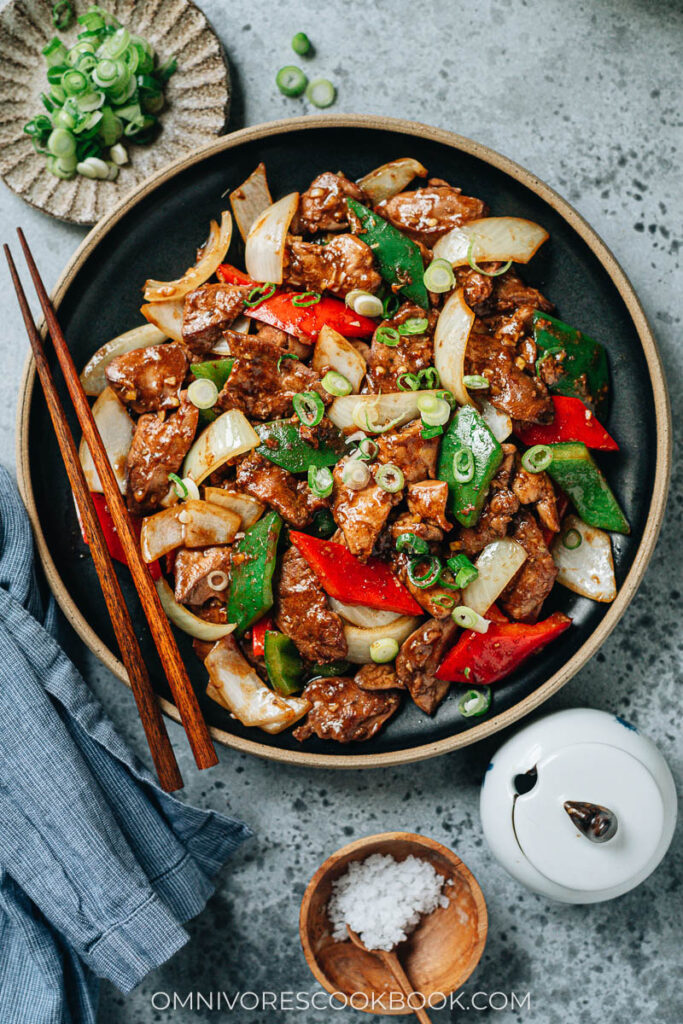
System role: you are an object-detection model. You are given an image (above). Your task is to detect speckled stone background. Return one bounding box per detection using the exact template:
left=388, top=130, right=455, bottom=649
left=0, top=0, right=681, bottom=1021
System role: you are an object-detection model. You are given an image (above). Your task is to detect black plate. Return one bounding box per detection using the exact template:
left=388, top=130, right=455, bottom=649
left=22, top=119, right=666, bottom=764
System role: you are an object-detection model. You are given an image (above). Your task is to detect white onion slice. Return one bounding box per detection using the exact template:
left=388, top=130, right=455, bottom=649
left=155, top=578, right=236, bottom=641
left=230, top=162, right=273, bottom=243
left=433, top=288, right=475, bottom=407
left=245, top=191, right=299, bottom=284
left=140, top=507, right=184, bottom=561
left=552, top=515, right=616, bottom=603
left=478, top=398, right=512, bottom=442
left=143, top=211, right=233, bottom=302
left=344, top=616, right=421, bottom=664
left=329, top=598, right=402, bottom=629
left=140, top=499, right=240, bottom=562
left=182, top=409, right=260, bottom=485
left=205, top=636, right=310, bottom=733
left=463, top=538, right=528, bottom=615
left=140, top=298, right=184, bottom=342
left=328, top=390, right=439, bottom=432
left=202, top=487, right=265, bottom=529
left=80, top=324, right=167, bottom=396
left=78, top=386, right=134, bottom=494
left=433, top=216, right=549, bottom=267
left=312, top=324, right=367, bottom=393
left=357, top=157, right=428, bottom=203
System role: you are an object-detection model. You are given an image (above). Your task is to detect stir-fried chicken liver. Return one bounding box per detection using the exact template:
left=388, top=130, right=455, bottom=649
left=500, top=510, right=558, bottom=622
left=395, top=616, right=458, bottom=714
left=174, top=546, right=231, bottom=606
left=332, top=457, right=399, bottom=560
left=275, top=546, right=347, bottom=663
left=105, top=343, right=187, bottom=414
left=465, top=332, right=554, bottom=424
left=292, top=171, right=365, bottom=234
left=366, top=304, right=436, bottom=392
left=235, top=452, right=328, bottom=527
left=354, top=663, right=405, bottom=691
left=126, top=394, right=198, bottom=514
left=375, top=420, right=439, bottom=483
left=293, top=676, right=401, bottom=743
left=285, top=235, right=382, bottom=297
left=182, top=283, right=248, bottom=355
left=215, top=334, right=327, bottom=420
left=458, top=444, right=519, bottom=556
left=375, top=179, right=487, bottom=247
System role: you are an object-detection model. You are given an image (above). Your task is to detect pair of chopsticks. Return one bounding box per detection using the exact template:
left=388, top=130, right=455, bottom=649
left=6, top=231, right=219, bottom=792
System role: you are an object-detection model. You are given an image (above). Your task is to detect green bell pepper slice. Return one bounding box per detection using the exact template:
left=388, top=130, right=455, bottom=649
left=346, top=198, right=429, bottom=309
left=226, top=510, right=283, bottom=636
left=533, top=312, right=608, bottom=413
left=438, top=404, right=503, bottom=527
left=546, top=442, right=629, bottom=533
left=254, top=419, right=347, bottom=473
left=190, top=357, right=235, bottom=390
left=264, top=630, right=304, bottom=695
left=310, top=658, right=352, bottom=677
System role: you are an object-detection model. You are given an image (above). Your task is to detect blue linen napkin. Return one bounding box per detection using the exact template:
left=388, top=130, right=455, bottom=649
left=0, top=467, right=252, bottom=1024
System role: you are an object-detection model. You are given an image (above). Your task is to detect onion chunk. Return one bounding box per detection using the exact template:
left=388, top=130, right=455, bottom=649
left=78, top=387, right=134, bottom=494
left=80, top=324, right=167, bottom=396
left=143, top=211, right=233, bottom=302
left=344, top=616, right=421, bottom=664
left=245, top=192, right=299, bottom=284
left=433, top=288, right=475, bottom=407
left=155, top=578, right=236, bottom=641
left=552, top=515, right=616, bottom=602
left=230, top=162, right=273, bottom=242
left=357, top=157, right=428, bottom=203
left=433, top=216, right=549, bottom=267
left=462, top=538, right=528, bottom=615
left=182, top=409, right=260, bottom=485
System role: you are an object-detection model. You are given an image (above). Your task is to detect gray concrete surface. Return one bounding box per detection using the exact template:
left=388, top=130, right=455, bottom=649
left=0, top=0, right=681, bottom=1021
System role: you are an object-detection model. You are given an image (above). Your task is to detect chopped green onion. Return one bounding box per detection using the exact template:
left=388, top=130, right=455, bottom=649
left=463, top=374, right=490, bottom=390
left=453, top=447, right=475, bottom=483
left=167, top=472, right=188, bottom=499
left=395, top=532, right=429, bottom=557
left=397, top=317, right=429, bottom=336
left=418, top=396, right=451, bottom=427
left=407, top=556, right=443, bottom=589
left=291, top=32, right=312, bottom=55
left=342, top=459, right=371, bottom=490
left=322, top=370, right=352, bottom=397
left=421, top=424, right=443, bottom=439
left=521, top=444, right=553, bottom=474
left=397, top=372, right=421, bottom=391
left=308, top=465, right=334, bottom=498
left=432, top=593, right=457, bottom=610
left=76, top=155, right=109, bottom=178
left=382, top=292, right=400, bottom=317
left=452, top=606, right=490, bottom=633
left=345, top=290, right=383, bottom=317
left=369, top=637, right=399, bottom=664
left=52, top=0, right=73, bottom=30
left=458, top=687, right=492, bottom=718
left=446, top=554, right=479, bottom=589
left=562, top=528, right=582, bottom=550
left=418, top=367, right=440, bottom=389
left=245, top=283, right=276, bottom=307
left=306, top=77, right=336, bottom=108
left=466, top=238, right=512, bottom=277
left=291, top=291, right=321, bottom=307
left=353, top=438, right=378, bottom=461
left=187, top=377, right=219, bottom=410
left=436, top=388, right=456, bottom=409
left=42, top=37, right=69, bottom=67
left=375, top=326, right=401, bottom=347
left=276, top=352, right=298, bottom=372
left=276, top=65, right=308, bottom=97
left=423, top=258, right=455, bottom=293
left=48, top=127, right=76, bottom=158
left=109, top=142, right=128, bottom=164
left=62, top=69, right=88, bottom=95
left=375, top=463, right=404, bottom=494
left=293, top=390, right=324, bottom=426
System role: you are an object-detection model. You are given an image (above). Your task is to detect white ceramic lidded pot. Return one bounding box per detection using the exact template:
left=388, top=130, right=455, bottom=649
left=480, top=708, right=677, bottom=903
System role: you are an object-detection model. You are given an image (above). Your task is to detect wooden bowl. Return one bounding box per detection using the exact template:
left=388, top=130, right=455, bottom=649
left=299, top=832, right=488, bottom=1015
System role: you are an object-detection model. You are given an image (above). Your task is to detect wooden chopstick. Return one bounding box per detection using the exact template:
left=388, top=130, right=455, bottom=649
left=15, top=229, right=218, bottom=772
left=5, top=244, right=184, bottom=792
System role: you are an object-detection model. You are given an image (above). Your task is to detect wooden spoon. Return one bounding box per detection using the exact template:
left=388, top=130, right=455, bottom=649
left=347, top=925, right=432, bottom=1024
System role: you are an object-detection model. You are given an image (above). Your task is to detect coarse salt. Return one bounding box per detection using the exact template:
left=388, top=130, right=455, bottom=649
left=327, top=853, right=449, bottom=951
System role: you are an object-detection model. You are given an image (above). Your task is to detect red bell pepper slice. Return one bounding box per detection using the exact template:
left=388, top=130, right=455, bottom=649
left=436, top=612, right=572, bottom=685
left=80, top=492, right=161, bottom=581
left=514, top=396, right=618, bottom=451
left=216, top=263, right=254, bottom=286
left=251, top=612, right=274, bottom=658
left=290, top=532, right=423, bottom=616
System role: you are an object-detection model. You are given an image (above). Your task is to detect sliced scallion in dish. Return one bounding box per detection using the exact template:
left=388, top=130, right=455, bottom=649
left=458, top=687, right=492, bottom=718
left=276, top=352, right=299, bottom=372
left=305, top=77, right=336, bottom=108
left=167, top=472, right=187, bottom=499
left=397, top=372, right=421, bottom=391
left=345, top=290, right=383, bottom=317
left=291, top=291, right=321, bottom=307
left=395, top=532, right=429, bottom=557
left=417, top=394, right=451, bottom=427
left=423, top=258, right=455, bottom=293
left=276, top=65, right=308, bottom=97
left=407, top=556, right=443, bottom=589
left=446, top=554, right=479, bottom=589
left=308, top=465, right=334, bottom=498
left=322, top=370, right=353, bottom=397
left=293, top=390, right=324, bottom=426
left=421, top=424, right=443, bottom=439
left=453, top=447, right=475, bottom=483
left=375, top=463, right=405, bottom=493
left=466, top=238, right=512, bottom=277
left=369, top=637, right=399, bottom=664
left=187, top=377, right=219, bottom=410
left=521, top=444, right=553, bottom=473
left=463, top=374, right=490, bottom=390
left=342, top=460, right=371, bottom=490
left=397, top=317, right=429, bottom=336
left=562, top=527, right=582, bottom=550
left=452, top=605, right=490, bottom=633
left=375, top=326, right=400, bottom=348
left=291, top=32, right=311, bottom=56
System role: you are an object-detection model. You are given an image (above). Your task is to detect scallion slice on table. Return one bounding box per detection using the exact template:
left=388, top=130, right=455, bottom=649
left=521, top=444, right=553, bottom=473
left=308, top=465, right=334, bottom=498
left=424, top=258, right=455, bottom=293
left=322, top=370, right=352, bottom=397
left=276, top=65, right=308, bottom=97
left=369, top=637, right=400, bottom=664
left=291, top=32, right=311, bottom=55
left=306, top=77, right=336, bottom=108
left=293, top=390, right=325, bottom=426
left=458, top=687, right=492, bottom=718
left=452, top=605, right=490, bottom=634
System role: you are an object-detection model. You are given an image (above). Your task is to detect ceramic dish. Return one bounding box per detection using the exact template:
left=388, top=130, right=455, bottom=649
left=16, top=115, right=671, bottom=767
left=0, top=0, right=229, bottom=225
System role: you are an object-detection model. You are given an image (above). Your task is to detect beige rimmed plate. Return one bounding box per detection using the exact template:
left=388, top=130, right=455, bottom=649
left=15, top=115, right=672, bottom=769
left=0, top=0, right=229, bottom=224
